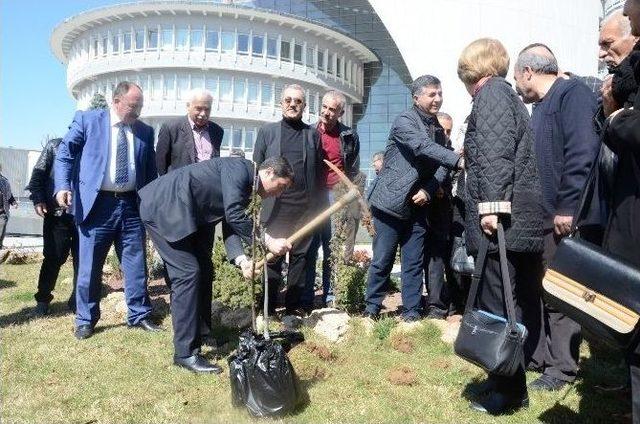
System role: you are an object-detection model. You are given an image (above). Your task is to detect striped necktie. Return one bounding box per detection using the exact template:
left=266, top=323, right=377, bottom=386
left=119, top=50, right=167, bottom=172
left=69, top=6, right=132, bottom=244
left=115, top=124, right=129, bottom=185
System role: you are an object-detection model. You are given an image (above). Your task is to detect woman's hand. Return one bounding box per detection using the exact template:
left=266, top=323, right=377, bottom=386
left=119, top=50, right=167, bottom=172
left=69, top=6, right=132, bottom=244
left=480, top=214, right=498, bottom=236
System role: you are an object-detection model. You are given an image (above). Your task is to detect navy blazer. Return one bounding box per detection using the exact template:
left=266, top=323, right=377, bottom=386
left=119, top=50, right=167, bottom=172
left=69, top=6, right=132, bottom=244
left=155, top=115, right=223, bottom=175
left=54, top=109, right=158, bottom=224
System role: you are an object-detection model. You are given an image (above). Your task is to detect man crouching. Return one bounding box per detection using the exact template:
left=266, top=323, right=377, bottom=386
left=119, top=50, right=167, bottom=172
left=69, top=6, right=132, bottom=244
left=139, top=156, right=292, bottom=373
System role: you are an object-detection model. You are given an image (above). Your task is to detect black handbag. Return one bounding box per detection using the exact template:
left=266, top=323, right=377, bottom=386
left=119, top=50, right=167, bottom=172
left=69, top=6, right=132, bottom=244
left=542, top=155, right=640, bottom=349
left=450, top=231, right=475, bottom=275
left=454, top=222, right=527, bottom=377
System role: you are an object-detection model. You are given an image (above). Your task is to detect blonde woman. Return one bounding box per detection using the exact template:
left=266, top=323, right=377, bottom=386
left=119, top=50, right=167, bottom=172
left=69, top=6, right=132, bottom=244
left=457, top=38, right=544, bottom=415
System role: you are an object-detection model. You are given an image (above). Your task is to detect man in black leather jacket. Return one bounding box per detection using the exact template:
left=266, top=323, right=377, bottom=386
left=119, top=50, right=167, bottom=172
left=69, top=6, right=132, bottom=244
left=26, top=137, right=78, bottom=316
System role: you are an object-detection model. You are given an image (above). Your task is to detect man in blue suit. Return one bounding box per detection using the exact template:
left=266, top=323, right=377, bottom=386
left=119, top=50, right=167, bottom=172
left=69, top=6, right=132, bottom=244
left=55, top=81, right=160, bottom=340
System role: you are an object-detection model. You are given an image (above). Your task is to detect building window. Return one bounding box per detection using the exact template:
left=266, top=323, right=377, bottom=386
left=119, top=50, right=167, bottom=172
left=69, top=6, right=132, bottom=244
left=248, top=81, right=259, bottom=105
left=234, top=78, right=246, bottom=103
left=191, top=29, right=203, bottom=50
left=177, top=76, right=189, bottom=100
left=148, top=29, right=158, bottom=50
left=112, top=34, right=120, bottom=53
left=220, top=77, right=232, bottom=103
left=337, top=56, right=343, bottom=79
left=206, top=77, right=218, bottom=97
left=152, top=75, right=162, bottom=99
left=222, top=127, right=231, bottom=148
left=327, top=53, right=335, bottom=75
left=306, top=46, right=315, bottom=69
left=261, top=83, right=272, bottom=106
left=293, top=43, right=303, bottom=64
left=317, top=50, right=325, bottom=71
left=192, top=76, right=204, bottom=90
left=281, top=40, right=291, bottom=61
left=245, top=129, right=255, bottom=150
left=176, top=28, right=188, bottom=51
left=232, top=128, right=243, bottom=148
left=93, top=39, right=99, bottom=57
left=161, top=28, right=173, bottom=50
left=346, top=61, right=351, bottom=83
left=267, top=37, right=278, bottom=58
left=135, top=29, right=145, bottom=51
left=221, top=32, right=235, bottom=53
left=165, top=75, right=176, bottom=100
left=102, top=35, right=108, bottom=56
left=206, top=30, right=219, bottom=51
left=252, top=35, right=264, bottom=57
left=123, top=32, right=132, bottom=52
left=237, top=33, right=249, bottom=55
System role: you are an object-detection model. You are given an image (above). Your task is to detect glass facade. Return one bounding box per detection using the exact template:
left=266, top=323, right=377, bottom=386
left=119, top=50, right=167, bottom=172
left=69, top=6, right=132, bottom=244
left=250, top=0, right=413, bottom=180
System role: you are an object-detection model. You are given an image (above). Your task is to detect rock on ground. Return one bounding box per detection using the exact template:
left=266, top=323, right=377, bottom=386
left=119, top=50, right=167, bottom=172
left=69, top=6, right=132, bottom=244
left=303, top=308, right=350, bottom=342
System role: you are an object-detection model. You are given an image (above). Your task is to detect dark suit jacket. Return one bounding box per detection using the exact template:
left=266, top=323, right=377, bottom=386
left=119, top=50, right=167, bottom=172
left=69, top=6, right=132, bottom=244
left=253, top=119, right=323, bottom=223
left=156, top=116, right=223, bottom=175
left=55, top=109, right=157, bottom=224
left=138, top=157, right=254, bottom=245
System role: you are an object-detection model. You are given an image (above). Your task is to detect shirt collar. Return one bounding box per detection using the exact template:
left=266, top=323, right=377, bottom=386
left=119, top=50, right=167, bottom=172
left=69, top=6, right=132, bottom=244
left=188, top=115, right=209, bottom=131
left=109, top=108, right=126, bottom=128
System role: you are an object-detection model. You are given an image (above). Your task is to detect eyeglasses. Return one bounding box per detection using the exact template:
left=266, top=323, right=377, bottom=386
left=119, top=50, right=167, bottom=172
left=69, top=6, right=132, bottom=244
left=282, top=97, right=304, bottom=105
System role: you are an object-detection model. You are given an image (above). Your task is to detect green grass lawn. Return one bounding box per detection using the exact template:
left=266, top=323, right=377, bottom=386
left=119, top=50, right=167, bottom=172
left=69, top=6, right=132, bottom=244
left=0, top=262, right=632, bottom=423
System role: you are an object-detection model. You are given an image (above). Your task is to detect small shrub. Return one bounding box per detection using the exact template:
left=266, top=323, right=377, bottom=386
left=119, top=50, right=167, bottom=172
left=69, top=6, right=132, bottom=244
left=373, top=317, right=397, bottom=340
left=334, top=261, right=368, bottom=312
left=211, top=240, right=261, bottom=309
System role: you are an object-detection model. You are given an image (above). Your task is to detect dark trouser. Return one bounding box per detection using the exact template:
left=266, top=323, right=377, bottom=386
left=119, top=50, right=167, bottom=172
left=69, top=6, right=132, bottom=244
left=76, top=193, right=151, bottom=327
left=424, top=234, right=450, bottom=316
left=265, top=207, right=313, bottom=314
left=478, top=251, right=544, bottom=398
left=631, top=341, right=640, bottom=424
left=343, top=201, right=360, bottom=262
left=365, top=208, right=426, bottom=319
left=529, top=230, right=582, bottom=382
left=303, top=218, right=332, bottom=308
left=0, top=211, right=7, bottom=249
left=146, top=224, right=212, bottom=358
left=34, top=212, right=78, bottom=306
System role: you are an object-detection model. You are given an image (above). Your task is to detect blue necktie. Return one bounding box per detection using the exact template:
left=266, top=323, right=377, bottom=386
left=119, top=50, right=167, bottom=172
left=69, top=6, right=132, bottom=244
left=115, top=124, right=129, bottom=185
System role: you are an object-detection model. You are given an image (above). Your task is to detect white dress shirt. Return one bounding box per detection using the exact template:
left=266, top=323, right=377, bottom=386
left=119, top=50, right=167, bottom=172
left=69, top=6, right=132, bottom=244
left=101, top=109, right=137, bottom=192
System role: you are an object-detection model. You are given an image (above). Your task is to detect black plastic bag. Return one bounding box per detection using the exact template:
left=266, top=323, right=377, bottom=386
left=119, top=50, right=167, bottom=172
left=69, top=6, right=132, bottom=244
left=228, top=330, right=303, bottom=417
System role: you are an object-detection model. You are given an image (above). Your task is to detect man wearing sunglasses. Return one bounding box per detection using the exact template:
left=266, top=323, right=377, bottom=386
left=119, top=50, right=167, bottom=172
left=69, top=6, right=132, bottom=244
left=253, top=84, right=324, bottom=316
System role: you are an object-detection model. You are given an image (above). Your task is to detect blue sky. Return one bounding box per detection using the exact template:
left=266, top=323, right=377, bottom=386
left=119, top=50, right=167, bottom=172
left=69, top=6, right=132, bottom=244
left=1, top=0, right=126, bottom=150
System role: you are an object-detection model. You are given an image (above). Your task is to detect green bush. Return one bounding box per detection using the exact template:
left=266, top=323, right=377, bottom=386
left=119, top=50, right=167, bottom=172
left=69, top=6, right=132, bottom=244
left=333, top=261, right=368, bottom=312
left=211, top=240, right=262, bottom=310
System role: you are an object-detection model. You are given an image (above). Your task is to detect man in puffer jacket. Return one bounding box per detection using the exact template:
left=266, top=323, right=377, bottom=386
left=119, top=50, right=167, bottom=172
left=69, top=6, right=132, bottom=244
left=364, top=75, right=462, bottom=322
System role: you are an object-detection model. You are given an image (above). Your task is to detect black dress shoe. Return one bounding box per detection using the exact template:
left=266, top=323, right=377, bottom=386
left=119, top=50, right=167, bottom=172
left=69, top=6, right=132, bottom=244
left=129, top=318, right=164, bottom=332
left=467, top=379, right=497, bottom=397
left=174, top=354, right=223, bottom=374
left=74, top=324, right=94, bottom=340
left=470, top=392, right=529, bottom=415
left=35, top=302, right=49, bottom=317
left=529, top=374, right=568, bottom=391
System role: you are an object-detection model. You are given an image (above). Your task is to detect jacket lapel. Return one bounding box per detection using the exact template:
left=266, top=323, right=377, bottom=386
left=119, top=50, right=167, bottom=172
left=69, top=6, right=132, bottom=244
left=131, top=121, right=144, bottom=188
left=181, top=117, right=197, bottom=163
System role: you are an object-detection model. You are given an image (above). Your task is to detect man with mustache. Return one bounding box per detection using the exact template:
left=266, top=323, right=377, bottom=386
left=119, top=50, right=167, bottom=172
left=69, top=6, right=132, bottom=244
left=253, top=84, right=324, bottom=316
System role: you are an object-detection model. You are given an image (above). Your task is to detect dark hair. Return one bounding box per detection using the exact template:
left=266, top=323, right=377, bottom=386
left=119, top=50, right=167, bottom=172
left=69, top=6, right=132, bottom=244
left=259, top=156, right=294, bottom=179
left=411, top=75, right=441, bottom=96
left=112, top=81, right=142, bottom=100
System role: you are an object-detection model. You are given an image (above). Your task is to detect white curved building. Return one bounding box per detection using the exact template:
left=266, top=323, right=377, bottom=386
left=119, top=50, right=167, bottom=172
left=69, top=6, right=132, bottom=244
left=51, top=1, right=377, bottom=158
left=50, top=0, right=602, bottom=177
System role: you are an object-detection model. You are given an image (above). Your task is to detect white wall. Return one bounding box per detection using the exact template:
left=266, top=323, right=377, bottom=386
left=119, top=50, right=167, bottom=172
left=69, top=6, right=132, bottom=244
left=369, top=0, right=602, bottom=129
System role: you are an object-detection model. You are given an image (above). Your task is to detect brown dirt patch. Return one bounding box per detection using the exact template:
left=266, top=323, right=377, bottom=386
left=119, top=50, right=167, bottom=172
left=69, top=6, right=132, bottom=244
left=386, top=366, right=418, bottom=386
left=296, top=363, right=329, bottom=381
left=390, top=334, right=415, bottom=353
left=432, top=357, right=451, bottom=369
left=304, top=341, right=335, bottom=361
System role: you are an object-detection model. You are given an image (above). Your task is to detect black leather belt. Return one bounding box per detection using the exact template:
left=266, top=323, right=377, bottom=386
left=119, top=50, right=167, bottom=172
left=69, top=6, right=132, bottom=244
left=99, top=190, right=136, bottom=198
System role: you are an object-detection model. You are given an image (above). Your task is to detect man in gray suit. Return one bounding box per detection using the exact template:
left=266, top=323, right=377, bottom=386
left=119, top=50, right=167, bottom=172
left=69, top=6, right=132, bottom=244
left=253, top=84, right=324, bottom=316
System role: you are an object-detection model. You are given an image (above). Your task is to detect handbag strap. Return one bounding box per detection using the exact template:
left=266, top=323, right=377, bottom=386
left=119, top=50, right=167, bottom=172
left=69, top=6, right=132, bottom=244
left=462, top=221, right=518, bottom=332
left=496, top=222, right=518, bottom=331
